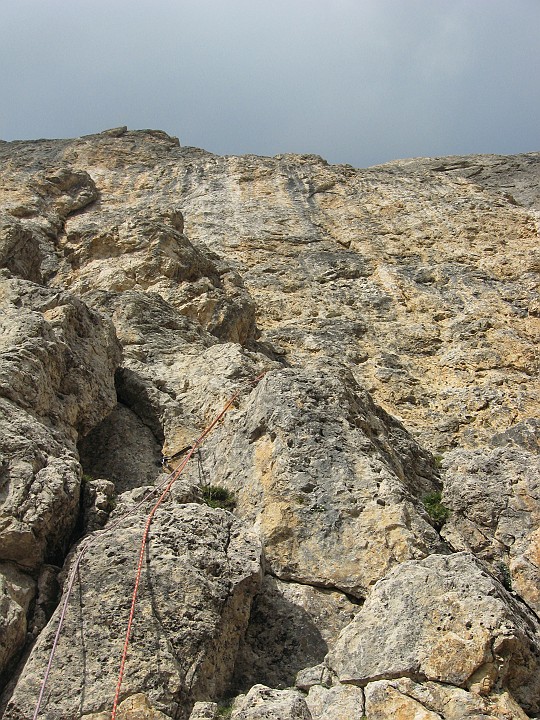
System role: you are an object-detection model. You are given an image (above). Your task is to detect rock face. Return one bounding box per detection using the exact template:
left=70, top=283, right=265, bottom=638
left=5, top=496, right=261, bottom=720
left=232, top=574, right=359, bottom=691
left=327, top=553, right=540, bottom=712
left=205, top=368, right=445, bottom=599
left=441, top=444, right=540, bottom=614
left=0, top=130, right=538, bottom=719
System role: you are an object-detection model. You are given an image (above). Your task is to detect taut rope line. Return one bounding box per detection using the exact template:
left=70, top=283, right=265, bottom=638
left=110, top=373, right=265, bottom=719
left=32, top=475, right=182, bottom=720
left=31, top=373, right=265, bottom=720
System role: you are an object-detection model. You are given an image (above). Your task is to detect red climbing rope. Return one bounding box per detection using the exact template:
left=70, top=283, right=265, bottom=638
left=32, top=372, right=265, bottom=720
left=32, top=472, right=182, bottom=720
left=110, top=372, right=265, bottom=719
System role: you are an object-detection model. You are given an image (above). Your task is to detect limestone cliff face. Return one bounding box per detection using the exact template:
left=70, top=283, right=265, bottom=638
left=0, top=128, right=538, bottom=719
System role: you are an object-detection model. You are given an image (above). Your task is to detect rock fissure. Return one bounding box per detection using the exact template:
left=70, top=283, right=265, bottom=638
left=263, top=568, right=364, bottom=606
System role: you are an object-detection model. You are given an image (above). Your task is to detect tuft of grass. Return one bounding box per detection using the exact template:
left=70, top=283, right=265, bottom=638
left=433, top=454, right=444, bottom=469
left=217, top=699, right=234, bottom=718
left=201, top=485, right=236, bottom=511
left=422, top=491, right=450, bottom=530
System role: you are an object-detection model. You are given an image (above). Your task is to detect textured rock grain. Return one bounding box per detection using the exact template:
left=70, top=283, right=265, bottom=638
left=0, top=565, right=35, bottom=677
left=232, top=574, right=359, bottom=691
left=206, top=367, right=445, bottom=597
left=5, top=500, right=262, bottom=720
left=364, top=677, right=530, bottom=720
left=0, top=131, right=538, bottom=718
left=441, top=444, right=540, bottom=612
left=230, top=685, right=311, bottom=720
left=327, top=552, right=540, bottom=713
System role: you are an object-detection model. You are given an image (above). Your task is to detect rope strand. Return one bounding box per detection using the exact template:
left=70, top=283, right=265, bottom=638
left=110, top=377, right=263, bottom=718
left=32, top=372, right=265, bottom=720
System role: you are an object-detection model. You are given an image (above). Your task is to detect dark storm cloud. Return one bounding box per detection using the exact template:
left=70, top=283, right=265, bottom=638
left=1, top=0, right=539, bottom=166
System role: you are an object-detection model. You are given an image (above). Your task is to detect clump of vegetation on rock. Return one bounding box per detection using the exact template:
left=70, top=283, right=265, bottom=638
left=422, top=491, right=450, bottom=530
left=216, top=699, right=234, bottom=717
left=496, top=561, right=513, bottom=591
left=201, top=484, right=236, bottom=510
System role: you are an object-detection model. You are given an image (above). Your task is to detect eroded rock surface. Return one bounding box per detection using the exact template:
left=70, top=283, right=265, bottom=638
left=442, top=444, right=540, bottom=614
left=0, top=131, right=538, bottom=718
left=364, top=678, right=529, bottom=720
left=5, top=498, right=261, bottom=720
left=230, top=685, right=311, bottom=720
left=0, top=273, right=120, bottom=571
left=327, top=553, right=540, bottom=713
left=0, top=564, right=35, bottom=679
left=232, top=574, right=359, bottom=691
left=206, top=367, right=445, bottom=598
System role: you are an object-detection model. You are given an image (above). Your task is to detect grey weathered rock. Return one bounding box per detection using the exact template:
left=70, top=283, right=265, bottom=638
left=0, top=272, right=120, bottom=574
left=81, top=476, right=116, bottom=531
left=305, top=683, right=365, bottom=720
left=295, top=664, right=332, bottom=692
left=0, top=400, right=81, bottom=570
left=188, top=701, right=218, bottom=720
left=441, top=445, right=540, bottom=612
left=230, top=685, right=311, bottom=719
left=87, top=289, right=270, bottom=463
left=0, top=273, right=120, bottom=440
left=233, top=575, right=359, bottom=690
left=0, top=217, right=42, bottom=283
left=82, top=693, right=172, bottom=719
left=0, top=564, right=35, bottom=677
left=30, top=564, right=60, bottom=637
left=53, top=204, right=257, bottom=345
left=79, top=403, right=163, bottom=494
left=206, top=367, right=445, bottom=598
left=5, top=501, right=262, bottom=719
left=327, top=552, right=540, bottom=714
left=364, top=677, right=529, bottom=720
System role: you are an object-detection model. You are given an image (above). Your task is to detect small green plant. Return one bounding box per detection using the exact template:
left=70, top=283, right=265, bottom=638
left=422, top=491, right=450, bottom=530
left=201, top=485, right=236, bottom=510
left=217, top=699, right=234, bottom=717
left=433, top=454, right=444, bottom=469
left=496, top=561, right=513, bottom=591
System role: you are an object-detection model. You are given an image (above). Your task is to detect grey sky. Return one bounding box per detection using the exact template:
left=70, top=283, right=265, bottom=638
left=1, top=0, right=539, bottom=167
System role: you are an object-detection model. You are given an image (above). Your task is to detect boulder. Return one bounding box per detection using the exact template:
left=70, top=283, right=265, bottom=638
left=327, top=553, right=540, bottom=714
left=230, top=685, right=311, bottom=720
left=5, top=500, right=262, bottom=720
left=82, top=693, right=172, bottom=719
left=233, top=574, right=359, bottom=690
left=364, top=678, right=529, bottom=720
left=305, top=683, right=365, bottom=720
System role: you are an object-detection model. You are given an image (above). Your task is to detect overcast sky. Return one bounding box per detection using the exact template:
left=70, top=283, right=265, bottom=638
left=1, top=0, right=539, bottom=167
